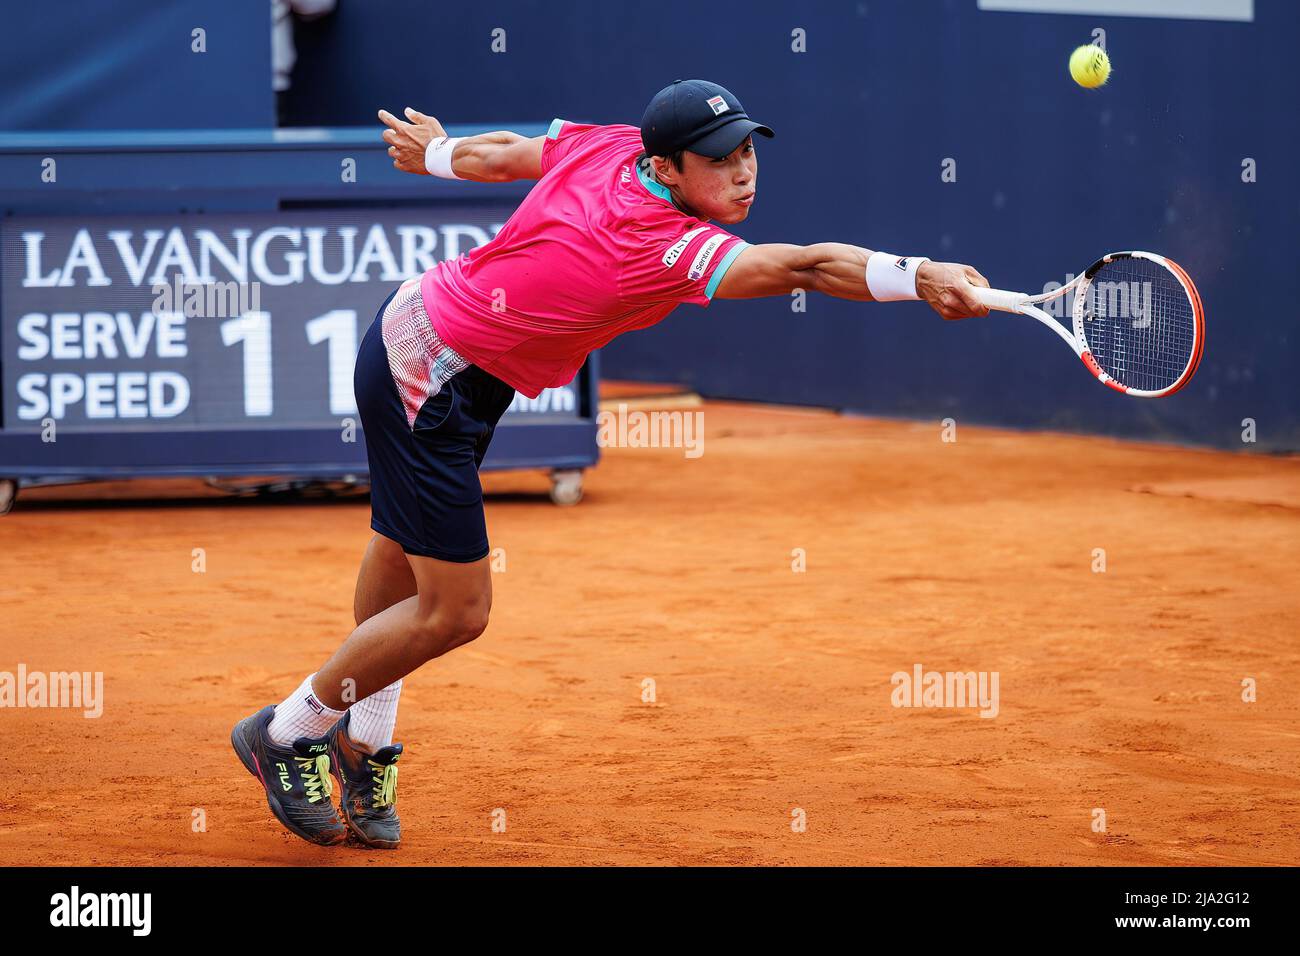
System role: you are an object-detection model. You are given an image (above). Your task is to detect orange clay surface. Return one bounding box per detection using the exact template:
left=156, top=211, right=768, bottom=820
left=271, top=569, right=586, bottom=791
left=1, top=397, right=1298, bottom=866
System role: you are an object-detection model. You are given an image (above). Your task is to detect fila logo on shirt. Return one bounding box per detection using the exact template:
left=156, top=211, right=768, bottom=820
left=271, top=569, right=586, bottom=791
left=620, top=165, right=632, bottom=184
left=706, top=95, right=729, bottom=116
left=662, top=226, right=710, bottom=267
left=688, top=234, right=727, bottom=280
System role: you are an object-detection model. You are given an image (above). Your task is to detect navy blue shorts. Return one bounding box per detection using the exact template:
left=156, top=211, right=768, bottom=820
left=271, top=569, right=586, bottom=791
left=354, top=287, right=516, bottom=563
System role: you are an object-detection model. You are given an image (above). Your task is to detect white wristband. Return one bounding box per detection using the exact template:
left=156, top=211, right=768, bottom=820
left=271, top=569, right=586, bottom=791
left=865, top=252, right=929, bottom=301
left=424, top=136, right=462, bottom=179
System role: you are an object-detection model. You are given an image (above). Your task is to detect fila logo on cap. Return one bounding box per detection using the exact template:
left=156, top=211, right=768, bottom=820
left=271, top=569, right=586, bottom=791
left=706, top=95, right=729, bottom=115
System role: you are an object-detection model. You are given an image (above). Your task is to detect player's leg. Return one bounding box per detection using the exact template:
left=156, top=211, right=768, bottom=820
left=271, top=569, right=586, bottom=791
left=313, top=552, right=492, bottom=706
left=254, top=545, right=489, bottom=848
left=353, top=532, right=417, bottom=626
left=233, top=280, right=513, bottom=847
left=316, top=551, right=491, bottom=847
left=339, top=532, right=417, bottom=773
left=231, top=540, right=493, bottom=846
left=312, top=346, right=511, bottom=847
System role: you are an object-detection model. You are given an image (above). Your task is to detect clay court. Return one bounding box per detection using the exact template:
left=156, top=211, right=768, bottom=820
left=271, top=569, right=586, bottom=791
left=2, top=392, right=1297, bottom=866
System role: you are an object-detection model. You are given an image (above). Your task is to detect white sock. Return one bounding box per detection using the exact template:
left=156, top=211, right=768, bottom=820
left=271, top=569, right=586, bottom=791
left=266, top=673, right=345, bottom=745
left=347, top=679, right=402, bottom=752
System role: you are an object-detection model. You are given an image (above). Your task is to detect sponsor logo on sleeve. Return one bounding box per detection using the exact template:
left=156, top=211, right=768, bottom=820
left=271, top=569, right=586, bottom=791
left=706, top=95, right=729, bottom=116
left=688, top=234, right=727, bottom=280
left=662, top=226, right=710, bottom=267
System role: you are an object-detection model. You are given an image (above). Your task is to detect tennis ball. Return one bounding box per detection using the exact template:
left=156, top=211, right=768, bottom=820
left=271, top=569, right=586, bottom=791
left=1069, top=44, right=1111, bottom=88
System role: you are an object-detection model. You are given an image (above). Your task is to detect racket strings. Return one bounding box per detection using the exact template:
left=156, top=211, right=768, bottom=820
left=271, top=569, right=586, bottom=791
left=1078, top=258, right=1195, bottom=392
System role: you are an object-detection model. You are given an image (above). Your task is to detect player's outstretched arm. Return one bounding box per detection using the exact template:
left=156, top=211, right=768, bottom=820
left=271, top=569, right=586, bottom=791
left=378, top=108, right=545, bottom=182
left=713, top=243, right=991, bottom=320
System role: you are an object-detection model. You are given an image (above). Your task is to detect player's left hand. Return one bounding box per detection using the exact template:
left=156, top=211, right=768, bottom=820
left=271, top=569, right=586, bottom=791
left=378, top=107, right=447, bottom=174
left=916, top=261, right=991, bottom=320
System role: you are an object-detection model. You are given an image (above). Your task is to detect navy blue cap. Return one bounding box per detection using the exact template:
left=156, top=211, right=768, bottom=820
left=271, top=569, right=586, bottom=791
left=640, top=79, right=775, bottom=159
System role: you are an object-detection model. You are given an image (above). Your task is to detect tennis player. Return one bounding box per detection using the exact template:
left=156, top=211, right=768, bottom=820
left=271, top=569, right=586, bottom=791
left=231, top=79, right=990, bottom=848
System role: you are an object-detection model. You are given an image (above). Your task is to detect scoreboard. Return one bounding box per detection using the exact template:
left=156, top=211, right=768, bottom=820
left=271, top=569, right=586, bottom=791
left=2, top=209, right=585, bottom=428
left=0, top=209, right=598, bottom=492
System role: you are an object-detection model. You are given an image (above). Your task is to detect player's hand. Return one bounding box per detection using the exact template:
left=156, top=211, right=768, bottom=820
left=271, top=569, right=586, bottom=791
left=378, top=107, right=448, bottom=174
left=916, top=261, right=991, bottom=320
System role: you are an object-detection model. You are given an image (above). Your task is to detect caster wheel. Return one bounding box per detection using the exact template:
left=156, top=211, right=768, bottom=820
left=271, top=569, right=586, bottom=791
left=0, top=479, right=16, bottom=516
left=549, top=469, right=583, bottom=506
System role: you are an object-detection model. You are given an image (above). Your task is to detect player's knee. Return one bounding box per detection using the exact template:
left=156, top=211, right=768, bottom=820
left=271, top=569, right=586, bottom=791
left=416, top=603, right=490, bottom=659
left=445, top=608, right=490, bottom=651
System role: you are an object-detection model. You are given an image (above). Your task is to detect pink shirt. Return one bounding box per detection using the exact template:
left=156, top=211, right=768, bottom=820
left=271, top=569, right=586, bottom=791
left=420, top=120, right=749, bottom=398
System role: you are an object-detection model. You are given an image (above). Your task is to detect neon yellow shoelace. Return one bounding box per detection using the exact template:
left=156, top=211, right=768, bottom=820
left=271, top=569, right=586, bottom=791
left=369, top=761, right=398, bottom=808
left=296, top=754, right=334, bottom=803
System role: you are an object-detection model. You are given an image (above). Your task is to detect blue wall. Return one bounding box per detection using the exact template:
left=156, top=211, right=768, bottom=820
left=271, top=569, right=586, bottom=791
left=4, top=1, right=1294, bottom=449
left=291, top=0, right=1300, bottom=449
left=0, top=0, right=271, bottom=130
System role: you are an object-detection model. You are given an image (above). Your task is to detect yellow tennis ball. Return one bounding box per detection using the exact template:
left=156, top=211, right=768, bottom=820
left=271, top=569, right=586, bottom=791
left=1069, top=44, right=1111, bottom=88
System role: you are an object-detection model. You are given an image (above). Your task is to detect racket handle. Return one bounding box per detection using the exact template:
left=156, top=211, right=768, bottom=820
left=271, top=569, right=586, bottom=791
left=974, top=287, right=1029, bottom=312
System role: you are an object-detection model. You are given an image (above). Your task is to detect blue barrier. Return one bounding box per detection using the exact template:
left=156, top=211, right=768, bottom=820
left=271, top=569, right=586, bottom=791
left=0, top=126, right=547, bottom=214
left=0, top=1, right=271, bottom=131
left=285, top=0, right=1298, bottom=451
left=3, top=1, right=1294, bottom=450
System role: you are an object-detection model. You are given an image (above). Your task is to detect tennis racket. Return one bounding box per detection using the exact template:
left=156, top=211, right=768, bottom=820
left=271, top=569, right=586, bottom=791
left=974, top=251, right=1205, bottom=398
